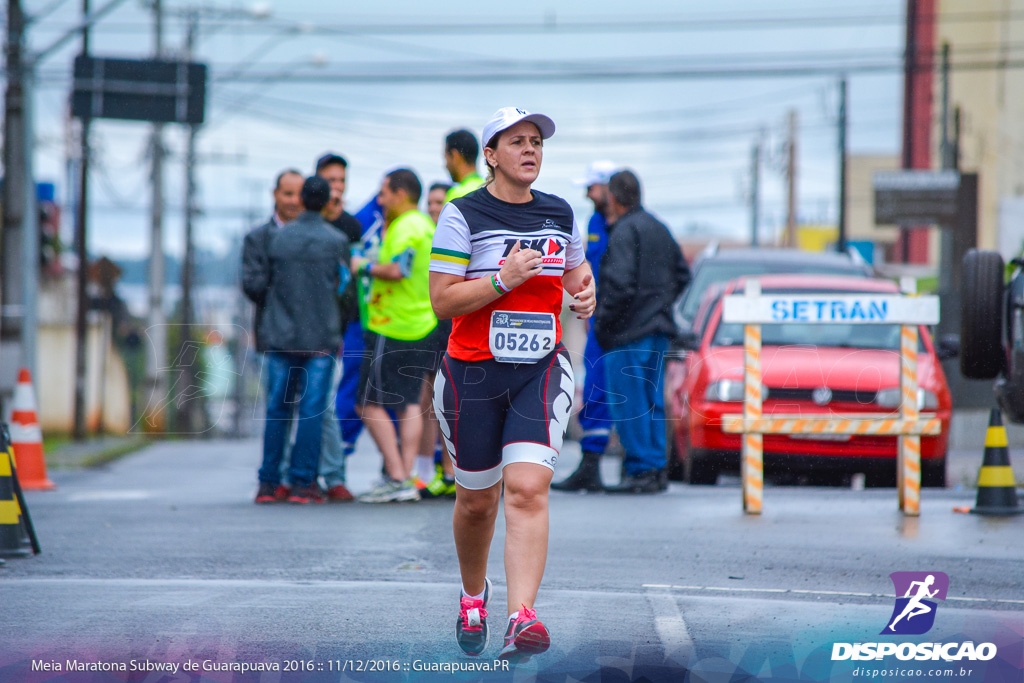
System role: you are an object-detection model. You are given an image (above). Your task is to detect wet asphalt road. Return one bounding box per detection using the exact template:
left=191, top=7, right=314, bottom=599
left=1, top=438, right=1021, bottom=682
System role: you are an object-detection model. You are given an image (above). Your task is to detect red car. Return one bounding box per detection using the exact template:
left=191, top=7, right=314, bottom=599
left=668, top=274, right=955, bottom=487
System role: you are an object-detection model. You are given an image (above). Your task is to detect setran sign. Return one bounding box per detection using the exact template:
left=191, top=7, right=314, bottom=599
left=722, top=294, right=940, bottom=325
left=873, top=170, right=960, bottom=226
left=71, top=55, right=207, bottom=125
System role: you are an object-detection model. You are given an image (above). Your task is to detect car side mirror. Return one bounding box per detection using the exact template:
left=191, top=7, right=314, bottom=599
left=676, top=329, right=701, bottom=352
left=936, top=333, right=960, bottom=361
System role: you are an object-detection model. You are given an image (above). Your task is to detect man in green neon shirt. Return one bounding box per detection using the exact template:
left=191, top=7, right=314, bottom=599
left=444, top=129, right=486, bottom=201
left=353, top=168, right=438, bottom=503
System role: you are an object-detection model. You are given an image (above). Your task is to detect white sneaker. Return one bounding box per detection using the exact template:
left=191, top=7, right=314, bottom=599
left=358, top=479, right=420, bottom=503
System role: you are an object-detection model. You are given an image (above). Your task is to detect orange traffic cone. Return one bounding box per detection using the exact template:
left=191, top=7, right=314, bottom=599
left=10, top=368, right=55, bottom=490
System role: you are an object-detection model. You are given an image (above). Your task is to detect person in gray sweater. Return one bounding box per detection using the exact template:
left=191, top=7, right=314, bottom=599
left=250, top=176, right=351, bottom=504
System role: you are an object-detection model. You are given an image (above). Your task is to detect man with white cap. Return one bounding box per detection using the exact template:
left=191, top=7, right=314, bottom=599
left=430, top=106, right=595, bottom=660
left=552, top=160, right=617, bottom=492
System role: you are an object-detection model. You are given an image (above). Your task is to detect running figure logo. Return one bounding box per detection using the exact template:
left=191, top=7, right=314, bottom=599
left=882, top=571, right=949, bottom=635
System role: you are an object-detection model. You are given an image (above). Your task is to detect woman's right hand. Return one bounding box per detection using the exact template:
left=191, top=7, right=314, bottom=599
left=500, top=241, right=544, bottom=289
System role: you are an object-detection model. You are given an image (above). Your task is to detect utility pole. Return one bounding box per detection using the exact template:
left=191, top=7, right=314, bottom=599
left=938, top=44, right=952, bottom=280
left=750, top=138, right=760, bottom=247
left=937, top=42, right=959, bottom=363
left=2, top=0, right=28, bottom=394
left=784, top=109, right=798, bottom=248
left=2, top=0, right=40, bottom=392
left=2, top=0, right=130, bottom=410
left=72, top=0, right=91, bottom=440
left=837, top=76, right=848, bottom=254
left=899, top=0, right=918, bottom=263
left=939, top=43, right=953, bottom=170
left=178, top=9, right=199, bottom=434
left=233, top=207, right=258, bottom=439
left=952, top=106, right=961, bottom=170
left=146, top=0, right=167, bottom=432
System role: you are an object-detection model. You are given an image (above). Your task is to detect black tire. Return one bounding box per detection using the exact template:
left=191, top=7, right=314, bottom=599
left=922, top=457, right=947, bottom=488
left=960, top=249, right=1005, bottom=379
left=685, top=449, right=719, bottom=485
left=666, top=438, right=685, bottom=481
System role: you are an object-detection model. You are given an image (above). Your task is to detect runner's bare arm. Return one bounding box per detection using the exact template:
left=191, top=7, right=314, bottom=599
left=430, top=242, right=543, bottom=319
left=562, top=262, right=596, bottom=320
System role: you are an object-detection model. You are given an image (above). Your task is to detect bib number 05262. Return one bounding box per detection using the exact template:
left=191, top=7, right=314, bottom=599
left=489, top=310, right=557, bottom=363
left=492, top=332, right=551, bottom=353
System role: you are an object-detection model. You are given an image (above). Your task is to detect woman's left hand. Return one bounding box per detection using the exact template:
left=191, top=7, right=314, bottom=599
left=569, top=274, right=596, bottom=320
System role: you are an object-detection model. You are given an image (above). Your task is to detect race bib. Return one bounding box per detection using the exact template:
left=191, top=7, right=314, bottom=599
left=489, top=311, right=556, bottom=363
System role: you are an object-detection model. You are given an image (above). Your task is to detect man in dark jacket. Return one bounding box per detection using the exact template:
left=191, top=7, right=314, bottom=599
left=594, top=170, right=690, bottom=494
left=241, top=169, right=304, bottom=352
left=250, top=176, right=351, bottom=504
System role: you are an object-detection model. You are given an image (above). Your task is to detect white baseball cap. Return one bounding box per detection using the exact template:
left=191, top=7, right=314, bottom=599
left=572, top=160, right=618, bottom=187
left=481, top=107, right=556, bottom=149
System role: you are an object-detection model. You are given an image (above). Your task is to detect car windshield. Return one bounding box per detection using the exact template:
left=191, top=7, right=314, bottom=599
left=678, top=260, right=866, bottom=324
left=712, top=320, right=907, bottom=350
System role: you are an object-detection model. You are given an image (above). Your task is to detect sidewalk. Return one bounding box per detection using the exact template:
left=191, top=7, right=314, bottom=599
left=45, top=435, right=151, bottom=470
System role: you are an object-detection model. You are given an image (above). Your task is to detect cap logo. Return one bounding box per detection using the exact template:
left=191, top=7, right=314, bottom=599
left=515, top=108, right=527, bottom=115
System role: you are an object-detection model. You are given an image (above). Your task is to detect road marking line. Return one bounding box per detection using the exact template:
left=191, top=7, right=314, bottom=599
left=643, top=584, right=1024, bottom=606
left=67, top=490, right=155, bottom=502
left=643, top=586, right=693, bottom=667
left=9, top=578, right=1022, bottom=608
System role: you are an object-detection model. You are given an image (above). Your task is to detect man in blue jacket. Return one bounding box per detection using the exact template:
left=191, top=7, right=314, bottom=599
left=552, top=161, right=617, bottom=492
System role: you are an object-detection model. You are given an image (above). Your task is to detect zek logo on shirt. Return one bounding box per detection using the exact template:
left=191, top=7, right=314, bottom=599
left=501, top=238, right=566, bottom=265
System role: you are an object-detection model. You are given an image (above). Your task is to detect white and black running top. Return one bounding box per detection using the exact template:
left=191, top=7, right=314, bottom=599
left=429, top=187, right=585, bottom=361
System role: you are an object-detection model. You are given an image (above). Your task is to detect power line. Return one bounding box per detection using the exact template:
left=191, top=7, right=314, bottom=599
left=200, top=57, right=1024, bottom=84
left=31, top=8, right=1024, bottom=37
left=33, top=41, right=1024, bottom=89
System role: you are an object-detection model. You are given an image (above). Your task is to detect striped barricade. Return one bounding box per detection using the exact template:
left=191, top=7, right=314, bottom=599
left=721, top=278, right=940, bottom=516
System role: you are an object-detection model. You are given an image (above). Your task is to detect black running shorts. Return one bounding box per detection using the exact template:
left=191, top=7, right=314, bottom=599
left=359, top=331, right=436, bottom=410
left=432, top=345, right=575, bottom=490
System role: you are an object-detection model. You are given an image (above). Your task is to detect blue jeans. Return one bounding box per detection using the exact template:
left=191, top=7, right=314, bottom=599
left=279, top=354, right=346, bottom=487
left=578, top=325, right=612, bottom=455
left=259, top=352, right=335, bottom=488
left=604, top=335, right=670, bottom=476
left=337, top=322, right=367, bottom=455
left=319, top=357, right=347, bottom=486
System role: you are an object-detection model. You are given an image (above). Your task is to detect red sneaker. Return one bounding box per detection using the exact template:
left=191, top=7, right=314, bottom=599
left=325, top=484, right=355, bottom=502
left=287, top=484, right=326, bottom=504
left=254, top=483, right=277, bottom=504
left=455, top=577, right=492, bottom=656
left=274, top=484, right=291, bottom=501
left=498, top=605, right=550, bottom=659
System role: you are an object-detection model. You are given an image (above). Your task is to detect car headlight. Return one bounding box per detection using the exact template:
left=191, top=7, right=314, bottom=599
left=875, top=388, right=938, bottom=410
left=705, top=380, right=746, bottom=402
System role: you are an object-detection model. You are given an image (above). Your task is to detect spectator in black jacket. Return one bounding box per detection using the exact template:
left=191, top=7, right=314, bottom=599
left=250, top=176, right=351, bottom=505
left=594, top=170, right=690, bottom=494
left=240, top=169, right=304, bottom=352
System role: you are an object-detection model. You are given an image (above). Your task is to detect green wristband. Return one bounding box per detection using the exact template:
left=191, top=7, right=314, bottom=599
left=491, top=274, right=504, bottom=295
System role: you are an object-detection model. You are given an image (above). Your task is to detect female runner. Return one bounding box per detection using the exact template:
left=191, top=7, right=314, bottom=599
left=429, top=106, right=596, bottom=659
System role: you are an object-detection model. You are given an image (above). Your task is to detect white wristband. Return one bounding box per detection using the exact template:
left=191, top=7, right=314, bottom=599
left=494, top=272, right=512, bottom=294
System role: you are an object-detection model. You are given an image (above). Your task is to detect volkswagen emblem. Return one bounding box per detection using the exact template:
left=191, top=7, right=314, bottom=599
left=811, top=387, right=833, bottom=405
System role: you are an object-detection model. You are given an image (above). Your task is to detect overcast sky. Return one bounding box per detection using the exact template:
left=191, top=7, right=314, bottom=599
left=27, top=0, right=907, bottom=259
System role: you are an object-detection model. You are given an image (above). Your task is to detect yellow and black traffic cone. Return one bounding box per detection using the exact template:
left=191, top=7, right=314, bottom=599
left=0, top=431, right=31, bottom=558
left=971, top=408, right=1023, bottom=516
